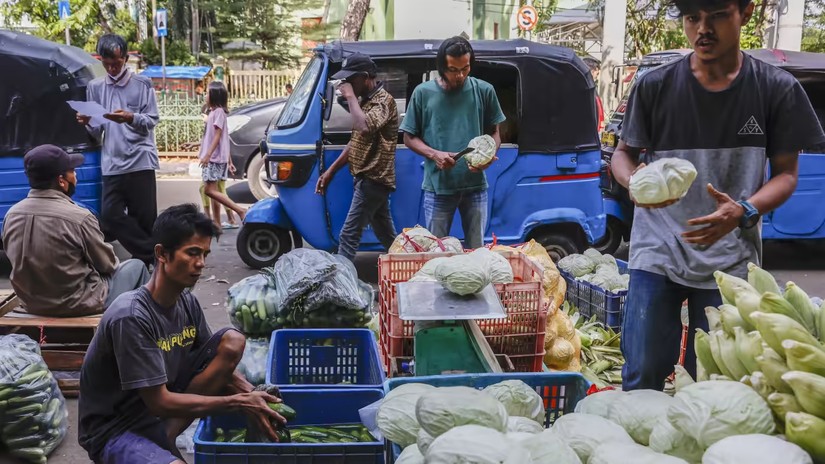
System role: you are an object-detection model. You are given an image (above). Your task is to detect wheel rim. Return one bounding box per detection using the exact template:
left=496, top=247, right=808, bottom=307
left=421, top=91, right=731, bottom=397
left=545, top=244, right=568, bottom=262
left=247, top=229, right=281, bottom=262
left=256, top=163, right=277, bottom=198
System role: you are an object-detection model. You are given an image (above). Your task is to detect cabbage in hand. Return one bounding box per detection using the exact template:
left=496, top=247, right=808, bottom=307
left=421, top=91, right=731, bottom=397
left=629, top=158, right=697, bottom=206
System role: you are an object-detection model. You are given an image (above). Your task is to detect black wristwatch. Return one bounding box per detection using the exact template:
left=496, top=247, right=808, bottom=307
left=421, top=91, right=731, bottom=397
left=738, top=200, right=760, bottom=229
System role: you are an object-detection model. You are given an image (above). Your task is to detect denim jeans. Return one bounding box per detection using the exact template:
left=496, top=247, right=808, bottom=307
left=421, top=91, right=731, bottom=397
left=422, top=190, right=487, bottom=250
left=621, top=269, right=718, bottom=391
left=337, top=178, right=397, bottom=261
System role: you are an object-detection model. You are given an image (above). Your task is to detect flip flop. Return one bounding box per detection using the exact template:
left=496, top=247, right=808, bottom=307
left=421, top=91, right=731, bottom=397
left=222, top=222, right=240, bottom=230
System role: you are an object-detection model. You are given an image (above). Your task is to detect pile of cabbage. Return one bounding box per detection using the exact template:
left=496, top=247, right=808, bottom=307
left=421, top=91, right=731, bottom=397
left=388, top=225, right=464, bottom=254
left=557, top=249, right=629, bottom=294
left=629, top=157, right=697, bottom=205
left=409, top=248, right=514, bottom=296
left=697, top=263, right=825, bottom=463
left=575, top=378, right=814, bottom=464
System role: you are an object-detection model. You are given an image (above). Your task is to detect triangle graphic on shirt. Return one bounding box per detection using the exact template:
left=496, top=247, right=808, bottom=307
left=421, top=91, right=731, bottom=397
left=738, top=116, right=764, bottom=135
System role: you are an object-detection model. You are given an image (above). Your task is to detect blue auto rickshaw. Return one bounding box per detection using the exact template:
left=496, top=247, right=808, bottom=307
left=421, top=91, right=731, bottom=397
left=599, top=48, right=825, bottom=254
left=238, top=39, right=605, bottom=269
left=0, top=30, right=104, bottom=234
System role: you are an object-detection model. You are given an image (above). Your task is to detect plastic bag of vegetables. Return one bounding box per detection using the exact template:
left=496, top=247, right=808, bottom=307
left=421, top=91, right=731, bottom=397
left=701, top=434, right=812, bottom=464
left=629, top=158, right=697, bottom=205
left=236, top=337, right=269, bottom=385
left=389, top=226, right=439, bottom=253
left=0, top=335, right=68, bottom=464
left=226, top=274, right=280, bottom=336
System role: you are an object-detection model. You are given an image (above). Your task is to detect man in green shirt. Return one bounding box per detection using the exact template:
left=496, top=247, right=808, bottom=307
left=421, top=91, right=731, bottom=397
left=400, top=37, right=506, bottom=249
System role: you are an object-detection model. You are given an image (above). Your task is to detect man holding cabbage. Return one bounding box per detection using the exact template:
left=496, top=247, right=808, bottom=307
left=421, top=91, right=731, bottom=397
left=611, top=0, right=825, bottom=391
left=401, top=36, right=506, bottom=249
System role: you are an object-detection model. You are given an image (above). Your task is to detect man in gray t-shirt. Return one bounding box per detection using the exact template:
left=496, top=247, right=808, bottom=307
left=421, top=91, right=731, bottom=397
left=611, top=0, right=825, bottom=391
left=77, top=33, right=159, bottom=264
left=78, top=205, right=284, bottom=464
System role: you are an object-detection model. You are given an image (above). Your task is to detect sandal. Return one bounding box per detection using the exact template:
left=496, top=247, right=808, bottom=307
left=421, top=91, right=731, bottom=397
left=222, top=222, right=240, bottom=230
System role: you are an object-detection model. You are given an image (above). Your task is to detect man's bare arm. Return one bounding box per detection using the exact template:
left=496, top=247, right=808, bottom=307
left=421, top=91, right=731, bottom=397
left=403, top=132, right=455, bottom=170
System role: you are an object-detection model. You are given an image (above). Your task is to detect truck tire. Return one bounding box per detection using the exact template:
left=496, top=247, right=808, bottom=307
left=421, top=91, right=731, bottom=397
left=593, top=217, right=625, bottom=256
left=535, top=232, right=581, bottom=262
left=237, top=224, right=293, bottom=269
left=247, top=154, right=276, bottom=201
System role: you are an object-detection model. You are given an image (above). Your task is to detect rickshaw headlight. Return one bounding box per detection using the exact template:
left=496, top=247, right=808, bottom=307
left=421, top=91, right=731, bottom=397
left=269, top=161, right=293, bottom=181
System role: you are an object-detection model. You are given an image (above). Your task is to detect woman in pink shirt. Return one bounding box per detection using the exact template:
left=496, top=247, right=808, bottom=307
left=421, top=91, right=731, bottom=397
left=199, top=82, right=246, bottom=227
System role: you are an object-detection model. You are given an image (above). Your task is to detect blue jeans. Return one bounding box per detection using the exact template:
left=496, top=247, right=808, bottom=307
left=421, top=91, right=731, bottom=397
left=423, top=190, right=487, bottom=249
left=337, top=178, right=397, bottom=261
left=621, top=270, right=718, bottom=391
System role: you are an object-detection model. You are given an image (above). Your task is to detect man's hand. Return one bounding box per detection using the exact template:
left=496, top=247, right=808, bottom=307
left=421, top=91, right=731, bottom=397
left=104, top=109, right=134, bottom=124
left=237, top=391, right=286, bottom=442
left=315, top=171, right=333, bottom=194
left=628, top=162, right=680, bottom=209
left=76, top=113, right=91, bottom=126
left=468, top=156, right=498, bottom=173
left=432, top=151, right=456, bottom=170
left=682, top=184, right=745, bottom=246
left=338, top=82, right=356, bottom=100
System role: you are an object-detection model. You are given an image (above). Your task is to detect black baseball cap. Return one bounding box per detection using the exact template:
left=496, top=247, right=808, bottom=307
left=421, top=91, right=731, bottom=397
left=24, top=144, right=84, bottom=184
left=332, top=53, right=377, bottom=80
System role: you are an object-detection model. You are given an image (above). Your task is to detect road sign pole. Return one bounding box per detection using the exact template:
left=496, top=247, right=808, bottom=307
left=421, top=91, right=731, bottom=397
left=161, top=35, right=167, bottom=92
left=65, top=26, right=71, bottom=45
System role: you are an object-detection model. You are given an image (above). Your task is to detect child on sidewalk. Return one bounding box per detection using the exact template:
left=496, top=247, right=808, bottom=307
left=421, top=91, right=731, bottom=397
left=199, top=82, right=247, bottom=228
left=200, top=181, right=239, bottom=229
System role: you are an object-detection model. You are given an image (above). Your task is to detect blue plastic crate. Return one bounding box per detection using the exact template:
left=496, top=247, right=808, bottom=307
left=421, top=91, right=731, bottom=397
left=194, top=388, right=385, bottom=464
left=383, top=372, right=591, bottom=463
left=560, top=259, right=629, bottom=329
left=267, top=329, right=386, bottom=388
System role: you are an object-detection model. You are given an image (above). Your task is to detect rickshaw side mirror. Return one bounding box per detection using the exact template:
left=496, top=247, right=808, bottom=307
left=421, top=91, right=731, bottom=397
left=323, top=82, right=334, bottom=121
left=259, top=139, right=268, bottom=157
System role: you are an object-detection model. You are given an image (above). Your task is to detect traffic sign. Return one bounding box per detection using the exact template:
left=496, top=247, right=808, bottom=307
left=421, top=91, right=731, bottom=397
left=156, top=8, right=168, bottom=37
left=58, top=0, right=70, bottom=20
left=517, top=5, right=539, bottom=32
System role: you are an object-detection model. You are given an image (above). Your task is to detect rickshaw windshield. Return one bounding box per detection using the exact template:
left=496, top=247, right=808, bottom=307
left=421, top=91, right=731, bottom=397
left=276, top=56, right=323, bottom=129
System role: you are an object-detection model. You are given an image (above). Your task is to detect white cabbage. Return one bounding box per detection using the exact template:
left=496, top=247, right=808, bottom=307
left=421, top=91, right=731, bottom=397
left=629, top=158, right=697, bottom=205
left=472, top=248, right=514, bottom=284
left=701, top=434, right=813, bottom=464
left=389, top=226, right=439, bottom=253
left=433, top=254, right=492, bottom=295
left=505, top=432, right=535, bottom=442
left=397, top=444, right=425, bottom=464
left=606, top=389, right=673, bottom=445
left=573, top=390, right=623, bottom=419
left=519, top=429, right=582, bottom=464
left=464, top=135, right=497, bottom=169
left=667, top=380, right=776, bottom=450
left=377, top=392, right=425, bottom=447
left=425, top=425, right=528, bottom=464
left=557, top=254, right=596, bottom=277
left=648, top=416, right=704, bottom=464
left=417, top=428, right=435, bottom=455
left=590, top=442, right=689, bottom=464
left=416, top=387, right=508, bottom=438
left=429, top=236, right=464, bottom=253
left=411, top=258, right=450, bottom=282
left=483, top=380, right=545, bottom=423
left=385, top=383, right=436, bottom=402
left=549, top=413, right=634, bottom=462
left=506, top=416, right=544, bottom=434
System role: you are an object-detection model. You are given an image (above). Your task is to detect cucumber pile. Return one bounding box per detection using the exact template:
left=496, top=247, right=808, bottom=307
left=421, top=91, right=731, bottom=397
left=226, top=250, right=375, bottom=336
left=0, top=335, right=68, bottom=464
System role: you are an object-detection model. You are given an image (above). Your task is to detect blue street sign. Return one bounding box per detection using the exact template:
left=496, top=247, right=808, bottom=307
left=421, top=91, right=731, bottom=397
left=156, top=8, right=168, bottom=37
left=58, top=0, right=70, bottom=20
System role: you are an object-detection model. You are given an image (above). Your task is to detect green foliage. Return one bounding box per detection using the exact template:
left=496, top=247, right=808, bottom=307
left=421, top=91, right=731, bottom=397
left=802, top=0, right=825, bottom=53
left=139, top=38, right=200, bottom=66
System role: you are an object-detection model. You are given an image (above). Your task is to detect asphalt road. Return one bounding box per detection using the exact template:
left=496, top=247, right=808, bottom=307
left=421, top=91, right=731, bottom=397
left=1, top=176, right=825, bottom=463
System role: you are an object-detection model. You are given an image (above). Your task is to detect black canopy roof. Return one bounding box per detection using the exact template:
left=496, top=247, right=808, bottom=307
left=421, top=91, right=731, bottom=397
left=0, top=30, right=105, bottom=155
left=320, top=39, right=600, bottom=153
left=747, top=49, right=825, bottom=84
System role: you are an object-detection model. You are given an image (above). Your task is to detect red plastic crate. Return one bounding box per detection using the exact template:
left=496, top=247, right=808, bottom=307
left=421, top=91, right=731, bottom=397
left=378, top=251, right=547, bottom=374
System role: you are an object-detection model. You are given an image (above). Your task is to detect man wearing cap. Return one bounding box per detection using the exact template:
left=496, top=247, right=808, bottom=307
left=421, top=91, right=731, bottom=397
left=2, top=145, right=150, bottom=317
left=315, top=53, right=399, bottom=261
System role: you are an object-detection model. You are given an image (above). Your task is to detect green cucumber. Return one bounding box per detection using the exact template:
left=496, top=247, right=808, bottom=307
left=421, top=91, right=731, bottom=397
left=267, top=402, right=296, bottom=420
left=5, top=435, right=44, bottom=449
left=241, top=306, right=254, bottom=333
left=12, top=447, right=46, bottom=464
left=7, top=402, right=43, bottom=417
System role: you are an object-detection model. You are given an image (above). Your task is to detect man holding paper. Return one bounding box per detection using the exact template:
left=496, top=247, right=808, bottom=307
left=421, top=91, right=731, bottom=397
left=76, top=33, right=159, bottom=265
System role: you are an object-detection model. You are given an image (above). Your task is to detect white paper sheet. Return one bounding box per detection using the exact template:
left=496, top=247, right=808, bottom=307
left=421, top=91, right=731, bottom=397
left=66, top=100, right=110, bottom=127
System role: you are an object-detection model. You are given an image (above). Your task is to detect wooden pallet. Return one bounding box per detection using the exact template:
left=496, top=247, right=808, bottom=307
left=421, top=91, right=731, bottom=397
left=0, top=294, right=101, bottom=398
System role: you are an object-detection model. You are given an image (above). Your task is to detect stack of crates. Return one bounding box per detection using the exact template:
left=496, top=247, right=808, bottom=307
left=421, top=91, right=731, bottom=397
left=194, top=328, right=387, bottom=463
left=559, top=260, right=629, bottom=330
left=378, top=251, right=548, bottom=375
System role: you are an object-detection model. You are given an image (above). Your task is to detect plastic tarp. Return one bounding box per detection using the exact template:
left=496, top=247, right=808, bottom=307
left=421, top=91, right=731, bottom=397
left=140, top=66, right=211, bottom=79
left=0, top=30, right=104, bottom=155
left=319, top=38, right=600, bottom=154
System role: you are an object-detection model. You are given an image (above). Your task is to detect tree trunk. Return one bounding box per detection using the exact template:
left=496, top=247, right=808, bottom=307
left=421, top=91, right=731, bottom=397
left=340, top=0, right=370, bottom=41
left=191, top=0, right=200, bottom=55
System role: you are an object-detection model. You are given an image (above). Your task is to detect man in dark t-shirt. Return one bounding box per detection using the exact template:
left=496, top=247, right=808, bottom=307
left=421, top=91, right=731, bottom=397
left=79, top=204, right=285, bottom=464
left=611, top=0, right=825, bottom=391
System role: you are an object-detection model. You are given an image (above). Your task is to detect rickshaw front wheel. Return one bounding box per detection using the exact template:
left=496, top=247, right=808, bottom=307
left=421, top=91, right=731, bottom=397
left=237, top=224, right=293, bottom=269
left=534, top=231, right=581, bottom=262
left=593, top=217, right=625, bottom=256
